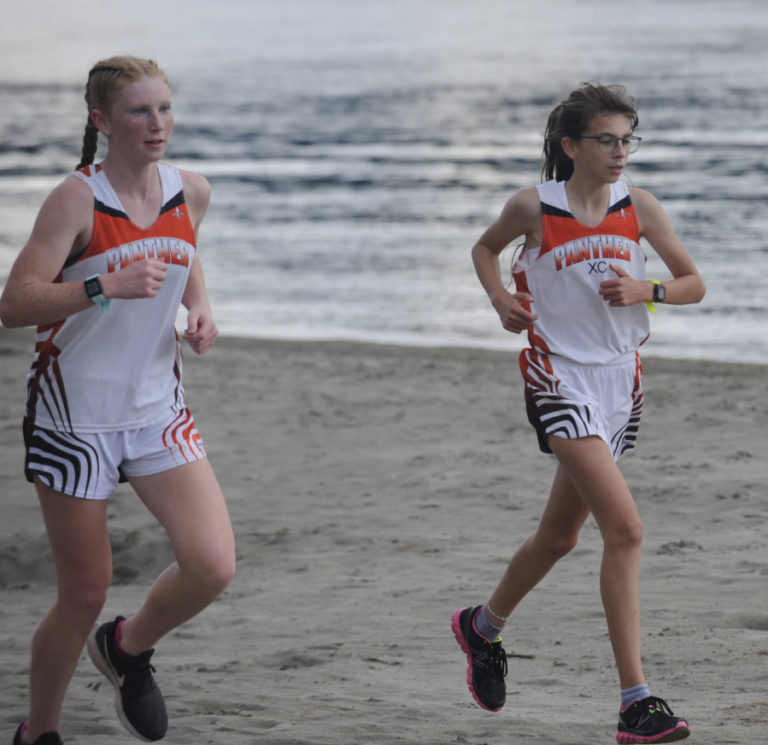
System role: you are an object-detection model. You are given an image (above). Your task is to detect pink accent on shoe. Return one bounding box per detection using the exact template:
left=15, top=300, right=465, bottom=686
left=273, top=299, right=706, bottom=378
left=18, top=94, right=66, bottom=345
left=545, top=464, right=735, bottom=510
left=616, top=719, right=690, bottom=744
left=451, top=607, right=502, bottom=713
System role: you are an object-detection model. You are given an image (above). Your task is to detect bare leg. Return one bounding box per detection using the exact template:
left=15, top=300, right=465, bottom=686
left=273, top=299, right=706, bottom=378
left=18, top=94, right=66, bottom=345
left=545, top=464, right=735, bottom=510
left=485, top=435, right=645, bottom=689
left=117, top=459, right=236, bottom=655
left=487, top=463, right=590, bottom=617
left=548, top=435, right=645, bottom=689
left=25, top=483, right=112, bottom=742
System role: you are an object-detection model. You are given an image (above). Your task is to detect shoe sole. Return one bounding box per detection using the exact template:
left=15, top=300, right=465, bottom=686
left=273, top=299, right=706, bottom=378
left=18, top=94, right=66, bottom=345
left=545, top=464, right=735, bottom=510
left=616, top=722, right=690, bottom=744
left=451, top=607, right=502, bottom=713
left=86, top=624, right=154, bottom=742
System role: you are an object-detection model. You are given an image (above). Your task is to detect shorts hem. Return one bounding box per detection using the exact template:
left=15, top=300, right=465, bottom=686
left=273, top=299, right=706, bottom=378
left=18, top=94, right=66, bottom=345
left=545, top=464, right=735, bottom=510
left=121, top=453, right=208, bottom=480
left=27, top=471, right=114, bottom=500
left=544, top=431, right=635, bottom=461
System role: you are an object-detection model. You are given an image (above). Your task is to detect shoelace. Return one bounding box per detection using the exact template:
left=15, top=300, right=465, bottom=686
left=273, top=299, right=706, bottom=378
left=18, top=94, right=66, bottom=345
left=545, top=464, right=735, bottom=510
left=487, top=640, right=509, bottom=678
left=120, top=648, right=155, bottom=671
left=118, top=649, right=158, bottom=694
left=626, top=696, right=675, bottom=725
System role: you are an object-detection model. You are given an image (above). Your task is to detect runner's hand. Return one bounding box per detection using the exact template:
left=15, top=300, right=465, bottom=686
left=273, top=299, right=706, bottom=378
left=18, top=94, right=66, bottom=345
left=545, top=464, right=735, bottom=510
left=183, top=306, right=218, bottom=355
left=494, top=290, right=538, bottom=334
left=102, top=258, right=168, bottom=299
left=599, top=264, right=649, bottom=306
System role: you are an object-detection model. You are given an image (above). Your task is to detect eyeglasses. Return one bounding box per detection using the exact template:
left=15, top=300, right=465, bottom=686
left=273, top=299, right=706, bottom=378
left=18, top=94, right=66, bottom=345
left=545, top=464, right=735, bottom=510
left=579, top=134, right=642, bottom=154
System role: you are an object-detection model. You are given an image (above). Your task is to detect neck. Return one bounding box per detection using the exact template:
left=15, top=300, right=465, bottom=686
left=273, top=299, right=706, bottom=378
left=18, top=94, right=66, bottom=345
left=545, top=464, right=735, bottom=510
left=565, top=170, right=611, bottom=201
left=564, top=174, right=613, bottom=227
left=100, top=157, right=160, bottom=199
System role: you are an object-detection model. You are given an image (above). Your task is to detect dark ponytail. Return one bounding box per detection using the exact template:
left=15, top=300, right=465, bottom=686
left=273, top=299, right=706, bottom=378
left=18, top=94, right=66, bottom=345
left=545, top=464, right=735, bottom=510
left=542, top=103, right=574, bottom=182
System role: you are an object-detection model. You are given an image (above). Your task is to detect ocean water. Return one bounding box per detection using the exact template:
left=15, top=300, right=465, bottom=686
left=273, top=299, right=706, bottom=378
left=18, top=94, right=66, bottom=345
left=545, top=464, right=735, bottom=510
left=1, top=0, right=767, bottom=363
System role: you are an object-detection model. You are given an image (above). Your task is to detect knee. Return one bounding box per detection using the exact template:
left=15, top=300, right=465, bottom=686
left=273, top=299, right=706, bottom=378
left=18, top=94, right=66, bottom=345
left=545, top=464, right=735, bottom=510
left=184, top=551, right=236, bottom=600
left=605, top=518, right=644, bottom=553
left=209, top=553, right=236, bottom=597
left=549, top=532, right=580, bottom=560
left=58, top=570, right=111, bottom=628
left=535, top=529, right=580, bottom=561
left=202, top=556, right=236, bottom=599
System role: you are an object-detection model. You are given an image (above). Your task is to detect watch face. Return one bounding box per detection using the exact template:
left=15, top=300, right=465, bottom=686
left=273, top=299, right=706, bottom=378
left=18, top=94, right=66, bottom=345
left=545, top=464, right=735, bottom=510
left=85, top=276, right=102, bottom=298
left=654, top=283, right=666, bottom=302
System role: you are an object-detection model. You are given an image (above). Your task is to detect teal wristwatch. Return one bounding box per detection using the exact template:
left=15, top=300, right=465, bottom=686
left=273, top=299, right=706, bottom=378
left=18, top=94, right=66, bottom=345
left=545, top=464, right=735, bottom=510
left=84, top=274, right=111, bottom=312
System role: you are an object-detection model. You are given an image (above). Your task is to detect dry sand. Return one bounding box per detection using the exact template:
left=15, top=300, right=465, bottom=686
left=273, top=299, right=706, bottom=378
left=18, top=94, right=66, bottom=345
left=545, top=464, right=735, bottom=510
left=1, top=325, right=766, bottom=744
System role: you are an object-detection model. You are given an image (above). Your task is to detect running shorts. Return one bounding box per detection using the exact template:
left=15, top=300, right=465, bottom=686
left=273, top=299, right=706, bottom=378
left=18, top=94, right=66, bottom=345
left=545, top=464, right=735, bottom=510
left=519, top=348, right=644, bottom=461
left=23, top=407, right=207, bottom=500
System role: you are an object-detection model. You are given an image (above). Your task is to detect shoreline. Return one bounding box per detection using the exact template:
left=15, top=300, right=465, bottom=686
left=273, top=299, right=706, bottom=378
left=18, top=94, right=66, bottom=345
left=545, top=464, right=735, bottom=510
left=1, top=325, right=767, bottom=744
left=4, top=324, right=765, bottom=368
left=199, top=328, right=768, bottom=370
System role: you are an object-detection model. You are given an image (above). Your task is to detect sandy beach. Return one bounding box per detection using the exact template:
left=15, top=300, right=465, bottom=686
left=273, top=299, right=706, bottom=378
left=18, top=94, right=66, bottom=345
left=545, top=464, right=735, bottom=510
left=1, top=325, right=766, bottom=744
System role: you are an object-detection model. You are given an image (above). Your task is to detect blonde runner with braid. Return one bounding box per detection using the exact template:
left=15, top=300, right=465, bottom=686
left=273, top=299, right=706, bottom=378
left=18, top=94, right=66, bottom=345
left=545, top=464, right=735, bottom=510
left=1, top=55, right=235, bottom=745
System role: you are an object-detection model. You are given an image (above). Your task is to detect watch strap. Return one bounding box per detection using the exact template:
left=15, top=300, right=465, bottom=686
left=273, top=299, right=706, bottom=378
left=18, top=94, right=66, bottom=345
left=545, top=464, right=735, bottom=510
left=646, top=280, right=662, bottom=313
left=84, top=274, right=111, bottom=312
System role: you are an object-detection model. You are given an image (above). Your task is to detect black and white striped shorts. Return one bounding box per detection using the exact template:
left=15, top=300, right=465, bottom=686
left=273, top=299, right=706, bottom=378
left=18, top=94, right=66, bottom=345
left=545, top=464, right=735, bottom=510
left=23, top=407, right=206, bottom=500
left=520, top=349, right=644, bottom=461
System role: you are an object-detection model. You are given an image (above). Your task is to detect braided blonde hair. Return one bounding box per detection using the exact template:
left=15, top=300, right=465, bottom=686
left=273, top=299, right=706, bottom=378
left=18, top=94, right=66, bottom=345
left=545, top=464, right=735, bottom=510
left=77, top=56, right=169, bottom=170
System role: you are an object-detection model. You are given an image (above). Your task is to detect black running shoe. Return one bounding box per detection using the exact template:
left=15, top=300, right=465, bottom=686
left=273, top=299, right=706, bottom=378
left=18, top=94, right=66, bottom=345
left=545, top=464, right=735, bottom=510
left=12, top=724, right=62, bottom=745
left=451, top=605, right=507, bottom=711
left=617, top=696, right=690, bottom=743
left=87, top=616, right=168, bottom=741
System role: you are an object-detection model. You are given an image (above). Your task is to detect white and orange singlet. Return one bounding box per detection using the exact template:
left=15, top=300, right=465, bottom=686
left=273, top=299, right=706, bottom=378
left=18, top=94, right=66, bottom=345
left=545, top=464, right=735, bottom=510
left=25, top=162, right=197, bottom=434
left=513, top=180, right=649, bottom=458
left=513, top=179, right=650, bottom=366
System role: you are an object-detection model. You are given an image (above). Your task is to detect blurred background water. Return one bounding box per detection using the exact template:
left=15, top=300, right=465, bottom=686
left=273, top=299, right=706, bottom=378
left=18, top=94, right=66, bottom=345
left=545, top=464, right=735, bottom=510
left=1, top=0, right=766, bottom=362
